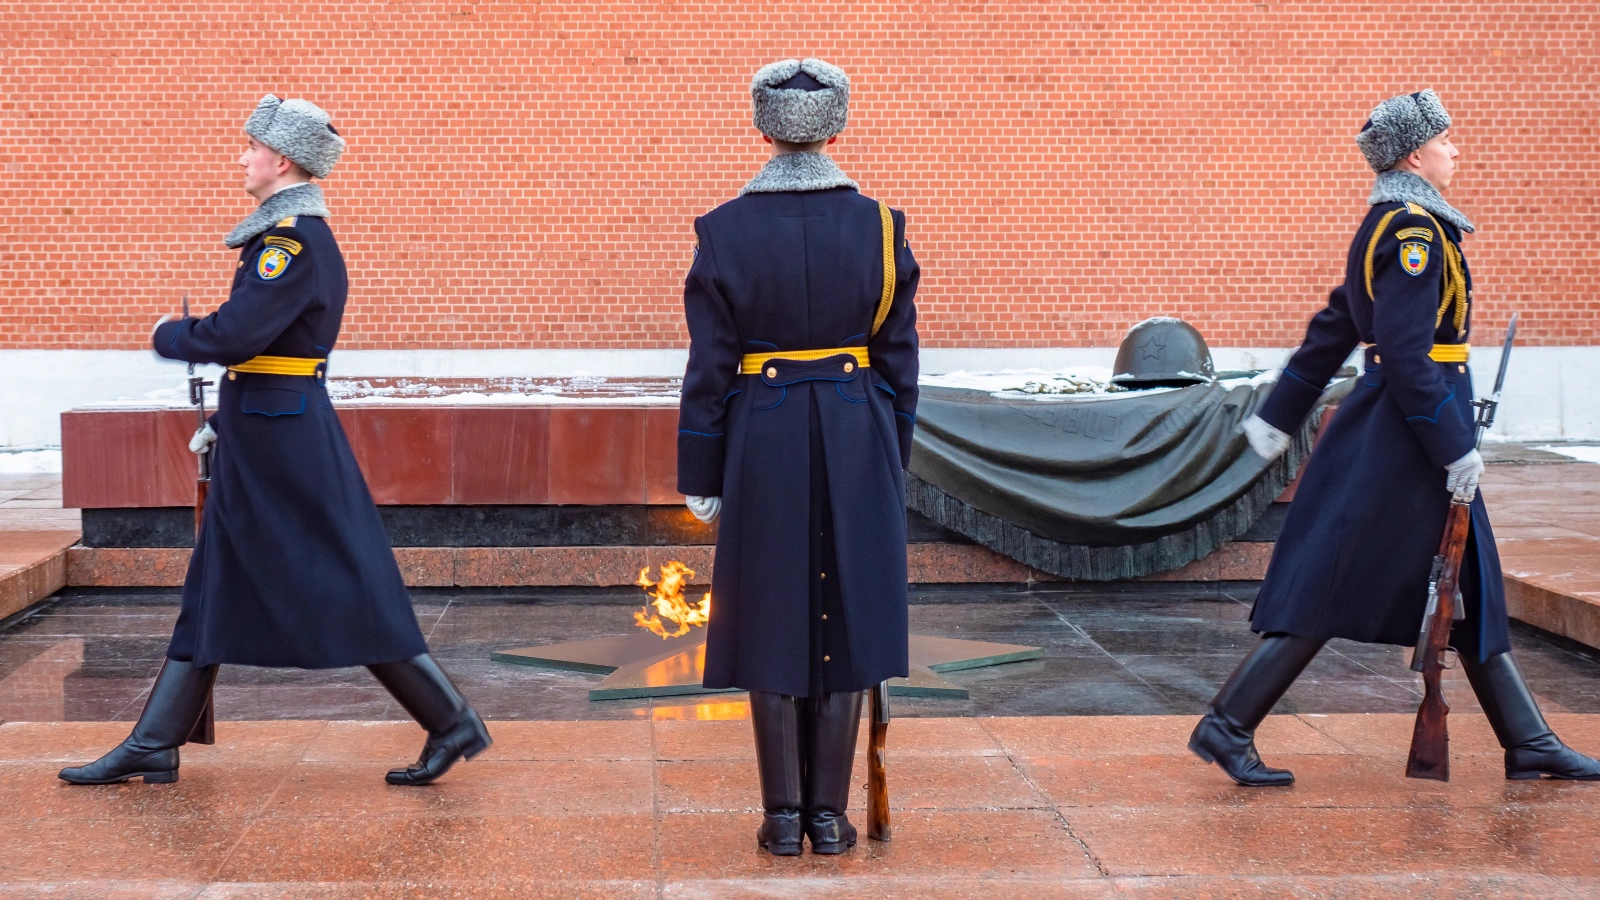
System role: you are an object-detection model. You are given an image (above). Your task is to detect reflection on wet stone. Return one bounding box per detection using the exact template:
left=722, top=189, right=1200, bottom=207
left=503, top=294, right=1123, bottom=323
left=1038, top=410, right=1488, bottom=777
left=0, top=584, right=1597, bottom=721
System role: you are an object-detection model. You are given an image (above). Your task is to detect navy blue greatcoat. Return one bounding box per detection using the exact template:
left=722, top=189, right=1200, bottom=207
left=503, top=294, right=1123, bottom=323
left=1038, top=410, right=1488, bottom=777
left=678, top=185, right=921, bottom=697
left=1250, top=200, right=1510, bottom=661
left=152, top=212, right=428, bottom=669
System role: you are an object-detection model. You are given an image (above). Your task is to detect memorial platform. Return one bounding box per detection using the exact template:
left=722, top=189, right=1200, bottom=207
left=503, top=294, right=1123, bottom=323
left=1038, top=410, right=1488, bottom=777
left=1, top=714, right=1598, bottom=895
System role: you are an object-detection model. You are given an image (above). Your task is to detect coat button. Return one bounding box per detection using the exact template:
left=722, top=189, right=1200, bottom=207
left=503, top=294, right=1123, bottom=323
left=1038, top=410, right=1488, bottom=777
left=823, top=655, right=831, bottom=662
left=766, top=367, right=777, bottom=378
left=820, top=572, right=826, bottom=580
left=227, top=372, right=237, bottom=381
left=844, top=362, right=855, bottom=373
left=821, top=614, right=828, bottom=621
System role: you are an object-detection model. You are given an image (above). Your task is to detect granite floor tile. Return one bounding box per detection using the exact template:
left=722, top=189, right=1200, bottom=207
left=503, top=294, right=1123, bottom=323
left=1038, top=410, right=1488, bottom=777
left=1064, top=806, right=1538, bottom=877
left=1022, top=752, right=1600, bottom=811
left=0, top=761, right=299, bottom=821
left=1106, top=874, right=1576, bottom=898
left=303, top=719, right=654, bottom=761
left=0, top=882, right=205, bottom=899
left=656, top=810, right=1100, bottom=880
left=260, top=759, right=655, bottom=818
left=664, top=876, right=1120, bottom=899
left=655, top=719, right=755, bottom=761
left=197, top=880, right=658, bottom=899
left=656, top=759, right=763, bottom=813
left=1299, top=712, right=1506, bottom=757
left=215, top=814, right=659, bottom=882
left=981, top=714, right=1348, bottom=759
left=0, top=816, right=248, bottom=881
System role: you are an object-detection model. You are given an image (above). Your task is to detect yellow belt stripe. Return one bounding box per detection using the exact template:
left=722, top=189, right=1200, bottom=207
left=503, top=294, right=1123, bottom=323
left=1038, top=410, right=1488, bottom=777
left=228, top=355, right=326, bottom=376
left=739, top=347, right=870, bottom=376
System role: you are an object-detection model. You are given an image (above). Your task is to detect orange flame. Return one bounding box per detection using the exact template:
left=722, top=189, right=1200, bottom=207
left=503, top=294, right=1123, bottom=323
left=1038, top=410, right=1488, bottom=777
left=634, top=560, right=711, bottom=639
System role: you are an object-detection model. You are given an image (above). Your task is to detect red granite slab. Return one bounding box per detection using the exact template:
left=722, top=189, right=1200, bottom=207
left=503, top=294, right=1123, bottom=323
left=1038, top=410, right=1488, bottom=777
left=643, top=407, right=682, bottom=504
left=548, top=408, right=648, bottom=505
left=338, top=408, right=455, bottom=504
left=452, top=407, right=550, bottom=504
left=60, top=411, right=165, bottom=509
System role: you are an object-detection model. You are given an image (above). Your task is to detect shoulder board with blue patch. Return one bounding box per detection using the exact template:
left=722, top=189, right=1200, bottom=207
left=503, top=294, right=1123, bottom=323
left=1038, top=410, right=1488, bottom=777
left=276, top=216, right=298, bottom=228
left=1394, top=226, right=1435, bottom=243
left=262, top=235, right=303, bottom=256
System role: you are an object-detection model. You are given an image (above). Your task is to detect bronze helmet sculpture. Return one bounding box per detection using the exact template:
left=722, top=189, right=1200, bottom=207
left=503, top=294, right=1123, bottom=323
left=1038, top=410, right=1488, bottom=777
left=1111, top=317, right=1217, bottom=388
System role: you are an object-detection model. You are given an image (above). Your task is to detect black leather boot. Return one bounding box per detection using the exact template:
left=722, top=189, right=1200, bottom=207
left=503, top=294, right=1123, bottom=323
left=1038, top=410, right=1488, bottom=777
left=368, top=654, right=492, bottom=786
left=1461, top=651, right=1600, bottom=781
left=804, top=691, right=863, bottom=854
left=1189, top=633, right=1324, bottom=786
left=749, top=690, right=806, bottom=856
left=59, top=658, right=219, bottom=785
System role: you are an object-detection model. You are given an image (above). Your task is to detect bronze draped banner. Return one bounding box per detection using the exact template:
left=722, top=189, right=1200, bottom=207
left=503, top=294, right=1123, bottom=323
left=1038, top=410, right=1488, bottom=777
left=905, top=378, right=1348, bottom=580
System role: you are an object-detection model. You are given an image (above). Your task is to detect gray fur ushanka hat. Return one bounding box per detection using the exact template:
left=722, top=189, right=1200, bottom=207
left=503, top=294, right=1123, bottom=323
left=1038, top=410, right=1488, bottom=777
left=1355, top=89, right=1451, bottom=173
left=244, top=94, right=346, bottom=178
left=751, top=58, right=850, bottom=143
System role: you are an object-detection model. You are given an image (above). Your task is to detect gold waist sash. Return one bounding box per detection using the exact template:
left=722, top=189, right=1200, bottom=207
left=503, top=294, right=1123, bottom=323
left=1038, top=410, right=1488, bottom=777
left=738, top=346, right=871, bottom=377
left=227, top=355, right=326, bottom=376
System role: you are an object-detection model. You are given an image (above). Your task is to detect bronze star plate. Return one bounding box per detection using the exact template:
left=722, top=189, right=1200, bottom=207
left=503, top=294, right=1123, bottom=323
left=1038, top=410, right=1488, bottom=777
left=492, top=631, right=1042, bottom=701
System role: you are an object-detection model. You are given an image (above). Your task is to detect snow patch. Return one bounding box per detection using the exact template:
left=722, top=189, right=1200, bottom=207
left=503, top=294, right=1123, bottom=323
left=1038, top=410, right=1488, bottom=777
left=1533, top=444, right=1600, bottom=465
left=0, top=449, right=62, bottom=473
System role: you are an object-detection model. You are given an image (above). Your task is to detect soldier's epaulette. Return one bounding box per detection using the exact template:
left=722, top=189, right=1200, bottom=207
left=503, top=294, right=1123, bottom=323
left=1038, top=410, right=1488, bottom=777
left=276, top=216, right=299, bottom=228
left=263, top=235, right=303, bottom=256
left=1404, top=202, right=1427, bottom=217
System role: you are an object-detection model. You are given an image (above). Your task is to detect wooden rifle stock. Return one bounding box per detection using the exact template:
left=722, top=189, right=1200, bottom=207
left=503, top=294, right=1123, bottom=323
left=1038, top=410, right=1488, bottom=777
left=866, top=681, right=891, bottom=842
left=1405, top=500, right=1472, bottom=780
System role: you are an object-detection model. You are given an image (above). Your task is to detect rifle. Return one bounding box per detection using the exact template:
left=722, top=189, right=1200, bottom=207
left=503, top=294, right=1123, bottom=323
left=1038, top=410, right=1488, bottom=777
left=183, top=293, right=217, bottom=746
left=1406, top=314, right=1518, bottom=780
left=866, top=681, right=891, bottom=841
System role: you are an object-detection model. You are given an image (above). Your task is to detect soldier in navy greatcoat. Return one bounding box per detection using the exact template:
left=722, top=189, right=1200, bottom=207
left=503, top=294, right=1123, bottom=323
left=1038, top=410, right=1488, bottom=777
left=677, top=58, right=920, bottom=855
left=61, top=95, right=492, bottom=788
left=1189, top=90, right=1599, bottom=786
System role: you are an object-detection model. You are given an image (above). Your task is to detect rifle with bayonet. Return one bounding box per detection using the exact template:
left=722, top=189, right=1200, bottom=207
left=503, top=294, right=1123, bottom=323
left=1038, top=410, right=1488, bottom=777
left=866, top=680, right=891, bottom=841
left=183, top=293, right=217, bottom=746
left=1406, top=313, right=1519, bottom=781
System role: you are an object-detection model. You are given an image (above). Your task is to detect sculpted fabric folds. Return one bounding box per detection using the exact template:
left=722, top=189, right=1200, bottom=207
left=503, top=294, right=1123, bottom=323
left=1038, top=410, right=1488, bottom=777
left=906, top=380, right=1340, bottom=579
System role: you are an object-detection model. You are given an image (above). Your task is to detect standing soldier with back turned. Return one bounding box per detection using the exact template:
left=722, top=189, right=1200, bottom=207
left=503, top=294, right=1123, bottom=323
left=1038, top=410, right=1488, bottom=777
left=61, top=95, right=492, bottom=788
left=1189, top=90, right=1599, bottom=786
left=677, top=58, right=921, bottom=855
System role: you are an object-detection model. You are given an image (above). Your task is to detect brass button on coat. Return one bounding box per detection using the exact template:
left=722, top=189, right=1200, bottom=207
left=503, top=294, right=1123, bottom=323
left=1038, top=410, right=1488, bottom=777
left=843, top=362, right=854, bottom=373
left=766, top=366, right=777, bottom=378
left=821, top=614, right=828, bottom=620
left=823, top=655, right=831, bottom=662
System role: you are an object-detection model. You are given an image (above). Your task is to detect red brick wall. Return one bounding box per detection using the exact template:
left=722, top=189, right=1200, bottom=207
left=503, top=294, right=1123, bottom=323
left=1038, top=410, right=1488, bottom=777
left=3, top=2, right=1596, bottom=351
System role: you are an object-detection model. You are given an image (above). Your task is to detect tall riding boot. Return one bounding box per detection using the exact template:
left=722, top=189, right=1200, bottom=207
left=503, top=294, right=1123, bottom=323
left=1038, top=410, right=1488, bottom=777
left=749, top=690, right=806, bottom=856
left=59, top=658, right=219, bottom=785
left=1189, top=633, right=1325, bottom=786
left=368, top=654, right=492, bottom=786
left=1461, top=651, right=1600, bottom=781
left=804, top=690, right=863, bottom=854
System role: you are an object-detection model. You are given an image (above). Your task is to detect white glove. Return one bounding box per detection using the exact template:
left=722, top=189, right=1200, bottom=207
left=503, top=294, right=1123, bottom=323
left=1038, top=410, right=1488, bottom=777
left=189, top=422, right=217, bottom=455
left=1240, top=415, right=1291, bottom=462
left=685, top=495, right=721, bottom=524
left=1445, top=449, right=1484, bottom=504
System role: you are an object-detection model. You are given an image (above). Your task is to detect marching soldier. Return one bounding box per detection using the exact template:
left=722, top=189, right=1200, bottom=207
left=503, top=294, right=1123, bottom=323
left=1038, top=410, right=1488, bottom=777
left=678, top=58, right=921, bottom=855
left=1190, top=90, right=1599, bottom=785
left=61, top=95, right=491, bottom=787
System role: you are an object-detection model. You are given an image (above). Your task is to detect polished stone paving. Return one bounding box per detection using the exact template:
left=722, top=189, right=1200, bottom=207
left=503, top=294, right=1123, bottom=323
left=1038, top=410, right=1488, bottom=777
left=2, top=714, right=1599, bottom=896
left=3, top=583, right=1599, bottom=724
